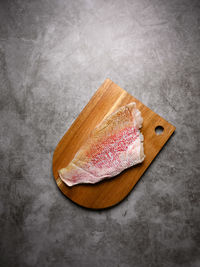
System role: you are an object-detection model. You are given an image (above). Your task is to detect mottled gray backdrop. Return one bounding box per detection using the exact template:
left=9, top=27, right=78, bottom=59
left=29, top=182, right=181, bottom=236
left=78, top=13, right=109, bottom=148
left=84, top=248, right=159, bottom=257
left=0, top=0, right=200, bottom=266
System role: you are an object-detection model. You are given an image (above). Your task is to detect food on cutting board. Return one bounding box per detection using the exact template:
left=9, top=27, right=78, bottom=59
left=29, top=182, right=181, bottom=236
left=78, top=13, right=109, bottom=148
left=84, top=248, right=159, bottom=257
left=58, top=102, right=145, bottom=186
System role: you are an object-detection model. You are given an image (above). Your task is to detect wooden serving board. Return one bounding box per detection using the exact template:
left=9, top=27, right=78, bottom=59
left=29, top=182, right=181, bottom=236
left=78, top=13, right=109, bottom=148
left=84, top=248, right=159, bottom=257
left=52, top=79, right=175, bottom=209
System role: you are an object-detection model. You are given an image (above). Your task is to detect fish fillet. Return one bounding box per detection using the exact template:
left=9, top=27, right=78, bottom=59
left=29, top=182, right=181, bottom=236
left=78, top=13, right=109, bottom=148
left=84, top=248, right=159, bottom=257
left=59, top=102, right=145, bottom=186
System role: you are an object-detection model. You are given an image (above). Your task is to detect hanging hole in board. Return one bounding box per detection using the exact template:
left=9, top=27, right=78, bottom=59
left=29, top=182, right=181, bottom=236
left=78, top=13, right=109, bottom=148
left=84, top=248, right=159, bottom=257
left=155, top=126, right=164, bottom=135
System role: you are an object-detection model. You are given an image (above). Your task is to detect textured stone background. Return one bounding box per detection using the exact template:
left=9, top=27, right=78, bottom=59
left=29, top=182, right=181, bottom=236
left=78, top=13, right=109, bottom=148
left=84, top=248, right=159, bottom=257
left=0, top=0, right=200, bottom=266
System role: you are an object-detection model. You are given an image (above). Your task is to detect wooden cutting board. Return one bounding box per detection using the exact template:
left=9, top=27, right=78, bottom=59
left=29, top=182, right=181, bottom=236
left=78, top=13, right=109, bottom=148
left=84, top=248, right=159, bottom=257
left=52, top=79, right=175, bottom=209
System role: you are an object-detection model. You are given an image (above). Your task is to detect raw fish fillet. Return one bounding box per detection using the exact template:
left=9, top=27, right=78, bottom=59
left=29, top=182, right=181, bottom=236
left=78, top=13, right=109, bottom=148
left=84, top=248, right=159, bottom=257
left=59, top=102, right=145, bottom=186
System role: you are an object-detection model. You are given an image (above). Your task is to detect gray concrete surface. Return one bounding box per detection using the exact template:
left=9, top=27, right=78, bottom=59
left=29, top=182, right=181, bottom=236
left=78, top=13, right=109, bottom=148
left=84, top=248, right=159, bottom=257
left=0, top=0, right=200, bottom=266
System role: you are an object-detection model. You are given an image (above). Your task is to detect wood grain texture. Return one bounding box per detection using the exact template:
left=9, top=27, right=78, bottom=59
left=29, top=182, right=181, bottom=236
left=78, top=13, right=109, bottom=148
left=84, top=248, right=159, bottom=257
left=52, top=79, right=175, bottom=209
